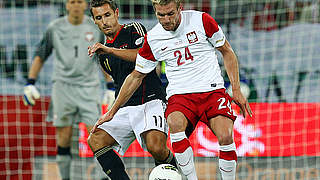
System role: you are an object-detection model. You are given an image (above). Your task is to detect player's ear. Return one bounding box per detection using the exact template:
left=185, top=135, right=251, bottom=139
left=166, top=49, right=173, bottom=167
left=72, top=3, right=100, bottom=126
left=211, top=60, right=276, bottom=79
left=178, top=4, right=182, bottom=12
left=65, top=1, right=70, bottom=11
left=115, top=8, right=119, bottom=18
left=83, top=0, right=88, bottom=10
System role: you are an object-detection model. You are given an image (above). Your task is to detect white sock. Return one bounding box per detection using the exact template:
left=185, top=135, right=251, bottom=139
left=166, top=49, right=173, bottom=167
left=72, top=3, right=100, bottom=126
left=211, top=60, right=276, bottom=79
left=171, top=132, right=198, bottom=180
left=219, top=143, right=237, bottom=180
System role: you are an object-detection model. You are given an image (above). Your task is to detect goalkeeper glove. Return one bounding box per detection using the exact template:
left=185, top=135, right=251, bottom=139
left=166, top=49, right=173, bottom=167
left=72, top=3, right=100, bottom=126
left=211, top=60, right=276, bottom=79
left=102, top=82, right=115, bottom=106
left=23, top=78, right=40, bottom=106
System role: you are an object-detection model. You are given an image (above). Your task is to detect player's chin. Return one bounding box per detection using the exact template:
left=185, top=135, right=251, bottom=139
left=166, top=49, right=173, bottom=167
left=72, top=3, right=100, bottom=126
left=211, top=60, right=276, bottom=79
left=163, top=25, right=175, bottom=31
left=104, top=30, right=113, bottom=36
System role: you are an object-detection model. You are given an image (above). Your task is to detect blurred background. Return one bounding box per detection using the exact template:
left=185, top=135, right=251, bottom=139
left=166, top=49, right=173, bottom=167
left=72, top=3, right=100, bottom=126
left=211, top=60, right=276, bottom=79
left=0, top=0, right=319, bottom=179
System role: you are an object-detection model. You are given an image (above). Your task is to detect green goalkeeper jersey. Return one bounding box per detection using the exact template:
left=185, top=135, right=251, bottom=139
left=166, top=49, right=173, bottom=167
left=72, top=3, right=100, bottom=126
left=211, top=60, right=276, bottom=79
left=35, top=15, right=104, bottom=86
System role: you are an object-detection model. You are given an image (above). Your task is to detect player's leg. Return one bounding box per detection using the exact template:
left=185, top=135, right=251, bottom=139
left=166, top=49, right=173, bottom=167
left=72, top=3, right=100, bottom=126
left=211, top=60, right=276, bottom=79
left=86, top=125, right=109, bottom=180
left=88, top=129, right=129, bottom=180
left=205, top=89, right=237, bottom=180
left=88, top=107, right=136, bottom=180
left=142, top=130, right=177, bottom=167
left=167, top=111, right=198, bottom=180
left=77, top=85, right=112, bottom=179
left=56, top=126, right=73, bottom=180
left=52, top=81, right=76, bottom=180
left=209, top=116, right=237, bottom=180
left=132, top=99, right=177, bottom=168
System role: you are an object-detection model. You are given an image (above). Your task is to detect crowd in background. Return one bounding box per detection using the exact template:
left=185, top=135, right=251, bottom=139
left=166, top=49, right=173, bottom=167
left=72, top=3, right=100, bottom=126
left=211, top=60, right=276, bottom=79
left=1, top=0, right=319, bottom=29
left=209, top=0, right=320, bottom=30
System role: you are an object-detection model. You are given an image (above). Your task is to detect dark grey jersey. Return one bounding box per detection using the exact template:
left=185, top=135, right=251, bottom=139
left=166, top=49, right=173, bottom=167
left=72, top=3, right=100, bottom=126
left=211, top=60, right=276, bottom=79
left=35, top=15, right=104, bottom=86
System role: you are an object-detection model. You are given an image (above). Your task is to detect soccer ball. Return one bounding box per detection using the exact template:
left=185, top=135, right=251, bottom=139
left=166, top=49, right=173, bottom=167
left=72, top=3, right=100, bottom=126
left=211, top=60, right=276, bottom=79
left=227, top=82, right=250, bottom=99
left=149, top=164, right=182, bottom=180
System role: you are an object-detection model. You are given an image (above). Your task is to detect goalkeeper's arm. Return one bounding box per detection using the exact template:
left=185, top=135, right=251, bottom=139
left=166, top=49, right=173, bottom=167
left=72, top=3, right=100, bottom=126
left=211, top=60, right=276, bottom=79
left=23, top=56, right=44, bottom=106
left=28, top=56, right=44, bottom=80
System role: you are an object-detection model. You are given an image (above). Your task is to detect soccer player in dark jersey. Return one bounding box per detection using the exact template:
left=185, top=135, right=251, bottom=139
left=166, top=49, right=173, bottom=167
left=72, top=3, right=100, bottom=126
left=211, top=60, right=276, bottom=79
left=87, top=0, right=176, bottom=179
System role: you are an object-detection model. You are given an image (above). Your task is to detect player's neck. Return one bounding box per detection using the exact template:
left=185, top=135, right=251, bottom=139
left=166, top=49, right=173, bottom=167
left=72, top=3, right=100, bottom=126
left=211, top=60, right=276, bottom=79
left=106, top=24, right=122, bottom=41
left=173, top=15, right=182, bottom=31
left=68, top=14, right=84, bottom=25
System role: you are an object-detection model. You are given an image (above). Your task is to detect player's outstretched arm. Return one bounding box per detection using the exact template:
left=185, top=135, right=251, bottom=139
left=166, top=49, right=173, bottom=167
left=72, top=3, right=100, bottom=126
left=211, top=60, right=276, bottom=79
left=217, top=40, right=252, bottom=118
left=88, top=42, right=139, bottom=62
left=91, top=70, right=147, bottom=133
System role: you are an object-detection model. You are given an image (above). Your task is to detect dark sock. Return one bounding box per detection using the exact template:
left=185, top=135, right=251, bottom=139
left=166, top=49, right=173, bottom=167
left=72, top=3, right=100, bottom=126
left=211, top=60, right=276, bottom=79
left=95, top=146, right=130, bottom=180
left=155, top=150, right=177, bottom=168
left=57, top=146, right=71, bottom=179
left=57, top=146, right=71, bottom=155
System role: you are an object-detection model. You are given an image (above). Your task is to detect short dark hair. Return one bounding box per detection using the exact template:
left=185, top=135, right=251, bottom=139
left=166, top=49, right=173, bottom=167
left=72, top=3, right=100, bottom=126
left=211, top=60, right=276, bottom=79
left=90, top=0, right=118, bottom=17
left=151, top=0, right=181, bottom=8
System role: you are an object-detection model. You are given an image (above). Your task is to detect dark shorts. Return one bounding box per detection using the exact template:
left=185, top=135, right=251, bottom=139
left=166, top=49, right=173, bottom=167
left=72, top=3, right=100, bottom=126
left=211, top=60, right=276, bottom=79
left=165, top=89, right=237, bottom=135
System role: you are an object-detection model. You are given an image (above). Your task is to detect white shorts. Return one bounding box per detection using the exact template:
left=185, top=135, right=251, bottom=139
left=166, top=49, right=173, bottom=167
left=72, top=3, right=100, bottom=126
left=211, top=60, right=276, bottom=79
left=97, top=99, right=168, bottom=155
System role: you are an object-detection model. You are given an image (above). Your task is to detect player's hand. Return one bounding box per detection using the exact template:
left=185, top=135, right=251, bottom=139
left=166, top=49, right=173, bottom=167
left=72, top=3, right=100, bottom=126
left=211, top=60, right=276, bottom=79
left=91, top=111, right=114, bottom=133
left=23, top=85, right=40, bottom=106
left=232, top=88, right=252, bottom=118
left=88, top=43, right=111, bottom=57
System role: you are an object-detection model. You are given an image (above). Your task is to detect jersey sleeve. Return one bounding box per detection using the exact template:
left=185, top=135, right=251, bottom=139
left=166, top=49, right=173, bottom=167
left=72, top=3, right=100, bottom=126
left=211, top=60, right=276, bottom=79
left=131, top=22, right=147, bottom=48
left=135, top=34, right=158, bottom=74
left=34, top=26, right=54, bottom=61
left=202, top=13, right=226, bottom=47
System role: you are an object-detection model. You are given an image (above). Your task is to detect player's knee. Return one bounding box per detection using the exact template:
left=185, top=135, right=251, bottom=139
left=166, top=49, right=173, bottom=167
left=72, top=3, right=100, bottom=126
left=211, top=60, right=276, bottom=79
left=87, top=130, right=111, bottom=151
left=167, top=119, right=184, bottom=133
left=218, top=134, right=234, bottom=145
left=87, top=133, right=97, bottom=151
left=147, top=143, right=167, bottom=159
left=167, top=112, right=188, bottom=133
left=57, top=132, right=72, bottom=147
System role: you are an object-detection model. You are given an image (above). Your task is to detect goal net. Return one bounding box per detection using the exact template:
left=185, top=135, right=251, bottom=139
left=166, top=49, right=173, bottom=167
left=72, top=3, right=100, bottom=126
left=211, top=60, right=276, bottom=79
left=1, top=0, right=319, bottom=179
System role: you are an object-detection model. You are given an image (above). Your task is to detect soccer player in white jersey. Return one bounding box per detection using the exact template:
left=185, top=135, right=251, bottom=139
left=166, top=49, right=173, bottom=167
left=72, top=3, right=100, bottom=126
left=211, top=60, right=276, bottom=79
left=93, top=0, right=253, bottom=180
left=22, top=0, right=107, bottom=179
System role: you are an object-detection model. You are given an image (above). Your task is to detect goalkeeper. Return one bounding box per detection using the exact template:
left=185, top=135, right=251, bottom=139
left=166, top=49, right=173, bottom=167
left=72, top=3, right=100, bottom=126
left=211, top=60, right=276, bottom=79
left=22, top=0, right=109, bottom=179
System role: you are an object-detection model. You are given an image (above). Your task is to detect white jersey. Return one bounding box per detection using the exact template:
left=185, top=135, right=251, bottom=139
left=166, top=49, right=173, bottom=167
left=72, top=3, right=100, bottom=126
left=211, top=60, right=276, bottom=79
left=136, top=10, right=226, bottom=99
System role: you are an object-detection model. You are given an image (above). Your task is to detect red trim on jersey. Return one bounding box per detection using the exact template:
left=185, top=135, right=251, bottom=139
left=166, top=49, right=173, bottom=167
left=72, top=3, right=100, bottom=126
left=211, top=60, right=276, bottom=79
left=202, top=13, right=219, bottom=38
left=219, top=150, right=238, bottom=161
left=119, top=44, right=128, bottom=48
left=172, top=138, right=191, bottom=153
left=138, top=34, right=156, bottom=62
left=132, top=31, right=143, bottom=36
left=106, top=25, right=124, bottom=44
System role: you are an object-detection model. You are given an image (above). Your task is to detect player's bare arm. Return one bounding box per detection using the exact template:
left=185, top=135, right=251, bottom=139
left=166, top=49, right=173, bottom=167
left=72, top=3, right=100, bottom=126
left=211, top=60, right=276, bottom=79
left=88, top=42, right=138, bottom=62
left=28, top=56, right=45, bottom=79
left=217, top=40, right=252, bottom=118
left=91, top=70, right=147, bottom=133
